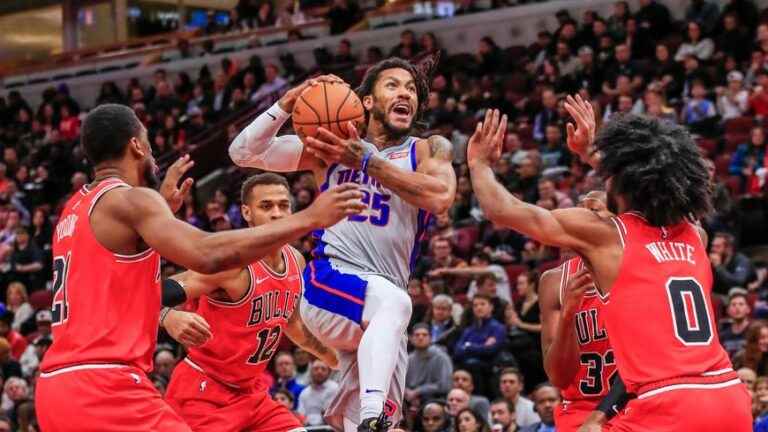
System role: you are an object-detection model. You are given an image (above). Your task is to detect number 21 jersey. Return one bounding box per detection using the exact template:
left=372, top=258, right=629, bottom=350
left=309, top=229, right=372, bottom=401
left=41, top=179, right=162, bottom=374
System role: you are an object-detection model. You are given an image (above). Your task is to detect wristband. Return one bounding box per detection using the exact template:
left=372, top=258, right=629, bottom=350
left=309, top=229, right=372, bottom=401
left=159, top=307, right=172, bottom=327
left=361, top=151, right=373, bottom=174
left=162, top=278, right=187, bottom=307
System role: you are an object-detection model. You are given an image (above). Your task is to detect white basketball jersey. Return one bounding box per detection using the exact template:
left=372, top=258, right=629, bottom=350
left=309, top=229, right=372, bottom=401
left=311, top=137, right=430, bottom=289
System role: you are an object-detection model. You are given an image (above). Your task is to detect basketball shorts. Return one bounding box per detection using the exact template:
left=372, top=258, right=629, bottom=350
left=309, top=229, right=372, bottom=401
left=611, top=379, right=752, bottom=431
left=555, top=400, right=615, bottom=432
left=300, top=260, right=408, bottom=430
left=36, top=364, right=191, bottom=432
left=165, top=359, right=305, bottom=432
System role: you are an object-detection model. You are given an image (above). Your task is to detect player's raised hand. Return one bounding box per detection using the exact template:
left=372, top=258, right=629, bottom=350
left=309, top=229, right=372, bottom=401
left=564, top=94, right=597, bottom=161
left=306, top=183, right=366, bottom=227
left=562, top=267, right=593, bottom=316
left=467, top=109, right=507, bottom=168
left=304, top=122, right=368, bottom=169
left=278, top=74, right=347, bottom=112
left=163, top=309, right=212, bottom=347
left=159, top=154, right=194, bottom=214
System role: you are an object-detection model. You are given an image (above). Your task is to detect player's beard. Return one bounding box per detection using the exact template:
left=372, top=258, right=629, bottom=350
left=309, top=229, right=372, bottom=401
left=143, top=159, right=160, bottom=189
left=370, top=103, right=412, bottom=142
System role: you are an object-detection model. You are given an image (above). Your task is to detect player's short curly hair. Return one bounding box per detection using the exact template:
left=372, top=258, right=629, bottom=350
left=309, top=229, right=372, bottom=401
left=594, top=114, right=712, bottom=227
left=355, top=57, right=429, bottom=121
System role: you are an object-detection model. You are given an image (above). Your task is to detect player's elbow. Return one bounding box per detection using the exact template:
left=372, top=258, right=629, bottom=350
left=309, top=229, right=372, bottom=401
left=425, top=191, right=453, bottom=215
left=228, top=141, right=252, bottom=168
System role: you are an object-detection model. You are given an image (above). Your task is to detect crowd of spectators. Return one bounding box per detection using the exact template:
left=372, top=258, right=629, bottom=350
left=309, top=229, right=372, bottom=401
left=1, top=0, right=768, bottom=430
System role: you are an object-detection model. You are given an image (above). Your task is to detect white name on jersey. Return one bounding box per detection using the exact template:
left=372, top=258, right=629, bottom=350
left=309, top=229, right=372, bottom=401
left=56, top=214, right=78, bottom=242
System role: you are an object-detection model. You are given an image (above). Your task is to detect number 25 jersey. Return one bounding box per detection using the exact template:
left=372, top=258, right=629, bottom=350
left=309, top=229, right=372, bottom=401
left=603, top=213, right=732, bottom=393
left=41, top=179, right=162, bottom=374
left=312, top=137, right=431, bottom=289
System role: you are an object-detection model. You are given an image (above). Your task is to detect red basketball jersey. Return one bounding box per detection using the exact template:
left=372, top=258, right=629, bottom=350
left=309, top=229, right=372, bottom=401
left=186, top=246, right=302, bottom=390
left=41, top=179, right=162, bottom=374
left=559, top=257, right=615, bottom=403
left=603, top=212, right=732, bottom=393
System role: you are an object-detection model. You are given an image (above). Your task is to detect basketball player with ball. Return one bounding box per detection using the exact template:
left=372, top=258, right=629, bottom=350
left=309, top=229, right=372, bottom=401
left=229, top=57, right=496, bottom=430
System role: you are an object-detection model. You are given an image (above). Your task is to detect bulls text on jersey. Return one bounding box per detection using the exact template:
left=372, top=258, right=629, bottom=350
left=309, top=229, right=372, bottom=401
left=247, top=289, right=299, bottom=326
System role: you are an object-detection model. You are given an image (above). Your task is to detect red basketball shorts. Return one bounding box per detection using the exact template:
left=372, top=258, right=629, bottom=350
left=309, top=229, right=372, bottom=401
left=165, top=359, right=304, bottom=432
left=611, top=381, right=752, bottom=432
left=36, top=364, right=191, bottom=432
left=555, top=400, right=615, bottom=432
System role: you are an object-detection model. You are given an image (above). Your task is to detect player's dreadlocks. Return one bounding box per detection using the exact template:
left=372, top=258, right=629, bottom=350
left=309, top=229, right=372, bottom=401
left=594, top=114, right=712, bottom=227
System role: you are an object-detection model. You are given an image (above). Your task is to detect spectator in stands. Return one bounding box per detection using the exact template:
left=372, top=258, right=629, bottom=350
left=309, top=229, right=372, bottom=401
left=675, top=21, right=715, bottom=62
left=497, top=369, right=539, bottom=428
left=292, top=347, right=311, bottom=386
left=446, top=253, right=513, bottom=304
left=58, top=105, right=80, bottom=142
left=334, top=39, right=356, bottom=65
left=421, top=237, right=468, bottom=295
left=19, top=310, right=51, bottom=377
left=5, top=283, right=31, bottom=333
left=682, top=80, right=718, bottom=132
left=574, top=46, right=603, bottom=95
left=95, top=82, right=124, bottom=106
left=537, top=177, right=573, bottom=210
left=447, top=388, right=472, bottom=418
left=520, top=384, right=559, bottom=432
left=636, top=0, right=672, bottom=37
left=406, top=323, right=453, bottom=405
left=476, top=37, right=502, bottom=78
left=710, top=232, right=756, bottom=296
left=749, top=70, right=768, bottom=119
left=297, top=360, right=338, bottom=426
left=153, top=348, right=177, bottom=385
left=460, top=275, right=507, bottom=324
left=271, top=351, right=305, bottom=408
left=454, top=408, right=491, bottom=432
left=255, top=1, right=276, bottom=28
left=453, top=294, right=506, bottom=398
left=417, top=401, right=451, bottom=432
left=603, top=43, right=643, bottom=93
left=8, top=227, right=44, bottom=292
left=717, top=70, right=749, bottom=120
left=734, top=321, right=768, bottom=374
left=532, top=89, right=558, bottom=143
left=212, top=72, right=230, bottom=114
left=3, top=376, right=30, bottom=426
left=0, top=337, right=21, bottom=379
left=490, top=399, right=518, bottom=432
left=452, top=369, right=490, bottom=422
left=251, top=64, right=287, bottom=105
left=273, top=389, right=306, bottom=425
left=428, top=294, right=461, bottom=354
left=686, top=0, right=721, bottom=35
left=717, top=13, right=752, bottom=63
left=730, top=126, right=766, bottom=189
left=720, top=290, right=752, bottom=358
left=275, top=2, right=306, bottom=28
left=391, top=30, right=420, bottom=60
left=327, top=0, right=361, bottom=35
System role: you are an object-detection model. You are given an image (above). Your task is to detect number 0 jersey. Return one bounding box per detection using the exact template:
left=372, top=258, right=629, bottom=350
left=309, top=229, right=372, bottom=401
left=41, top=179, right=162, bottom=374
left=185, top=246, right=302, bottom=391
left=313, top=137, right=431, bottom=289
left=558, top=257, right=615, bottom=403
left=603, top=213, right=733, bottom=394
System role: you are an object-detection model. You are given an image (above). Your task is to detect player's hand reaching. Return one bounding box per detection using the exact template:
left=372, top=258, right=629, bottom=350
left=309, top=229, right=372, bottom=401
left=163, top=309, right=212, bottom=347
left=562, top=267, right=593, bottom=316
left=467, top=109, right=507, bottom=168
left=159, top=154, right=194, bottom=214
left=304, top=122, right=368, bottom=169
left=278, top=74, right=346, bottom=112
left=305, top=183, right=366, bottom=227
left=564, top=94, right=597, bottom=166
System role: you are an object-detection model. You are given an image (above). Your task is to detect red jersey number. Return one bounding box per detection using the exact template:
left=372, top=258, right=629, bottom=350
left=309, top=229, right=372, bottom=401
left=51, top=253, right=71, bottom=326
left=666, top=277, right=713, bottom=346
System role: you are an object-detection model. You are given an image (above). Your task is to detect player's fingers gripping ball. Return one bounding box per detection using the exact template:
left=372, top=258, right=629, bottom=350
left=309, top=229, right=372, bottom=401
left=292, top=80, right=365, bottom=143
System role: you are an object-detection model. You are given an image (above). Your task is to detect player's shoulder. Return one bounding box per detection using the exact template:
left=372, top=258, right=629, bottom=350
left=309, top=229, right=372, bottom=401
left=414, top=134, right=453, bottom=161
left=100, top=186, right=168, bottom=223
left=286, top=245, right=306, bottom=269
left=540, top=264, right=564, bottom=289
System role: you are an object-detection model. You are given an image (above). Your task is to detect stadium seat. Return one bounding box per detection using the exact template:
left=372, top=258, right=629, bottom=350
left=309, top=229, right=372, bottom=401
left=724, top=133, right=747, bottom=152
left=30, top=290, right=53, bottom=311
left=714, top=153, right=732, bottom=178
left=696, top=137, right=717, bottom=157
left=725, top=116, right=754, bottom=135
left=726, top=175, right=743, bottom=195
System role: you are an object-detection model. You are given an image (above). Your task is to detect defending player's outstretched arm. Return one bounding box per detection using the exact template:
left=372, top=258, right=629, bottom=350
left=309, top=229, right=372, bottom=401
left=282, top=248, right=339, bottom=369
left=540, top=266, right=590, bottom=388
left=107, top=183, right=364, bottom=275
left=305, top=122, right=457, bottom=215
left=467, top=109, right=615, bottom=254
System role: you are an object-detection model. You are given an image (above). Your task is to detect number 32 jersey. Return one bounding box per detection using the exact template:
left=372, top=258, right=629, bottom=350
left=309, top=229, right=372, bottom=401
left=603, top=213, right=732, bottom=393
left=313, top=137, right=431, bottom=289
left=41, top=179, right=162, bottom=374
left=185, top=246, right=302, bottom=391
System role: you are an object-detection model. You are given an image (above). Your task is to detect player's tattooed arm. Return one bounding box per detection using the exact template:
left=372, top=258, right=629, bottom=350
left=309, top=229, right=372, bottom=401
left=305, top=122, right=456, bottom=214
left=365, top=134, right=456, bottom=214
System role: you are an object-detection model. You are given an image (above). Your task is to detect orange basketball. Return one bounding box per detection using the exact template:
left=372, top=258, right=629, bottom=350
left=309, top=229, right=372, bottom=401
left=292, top=81, right=365, bottom=142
